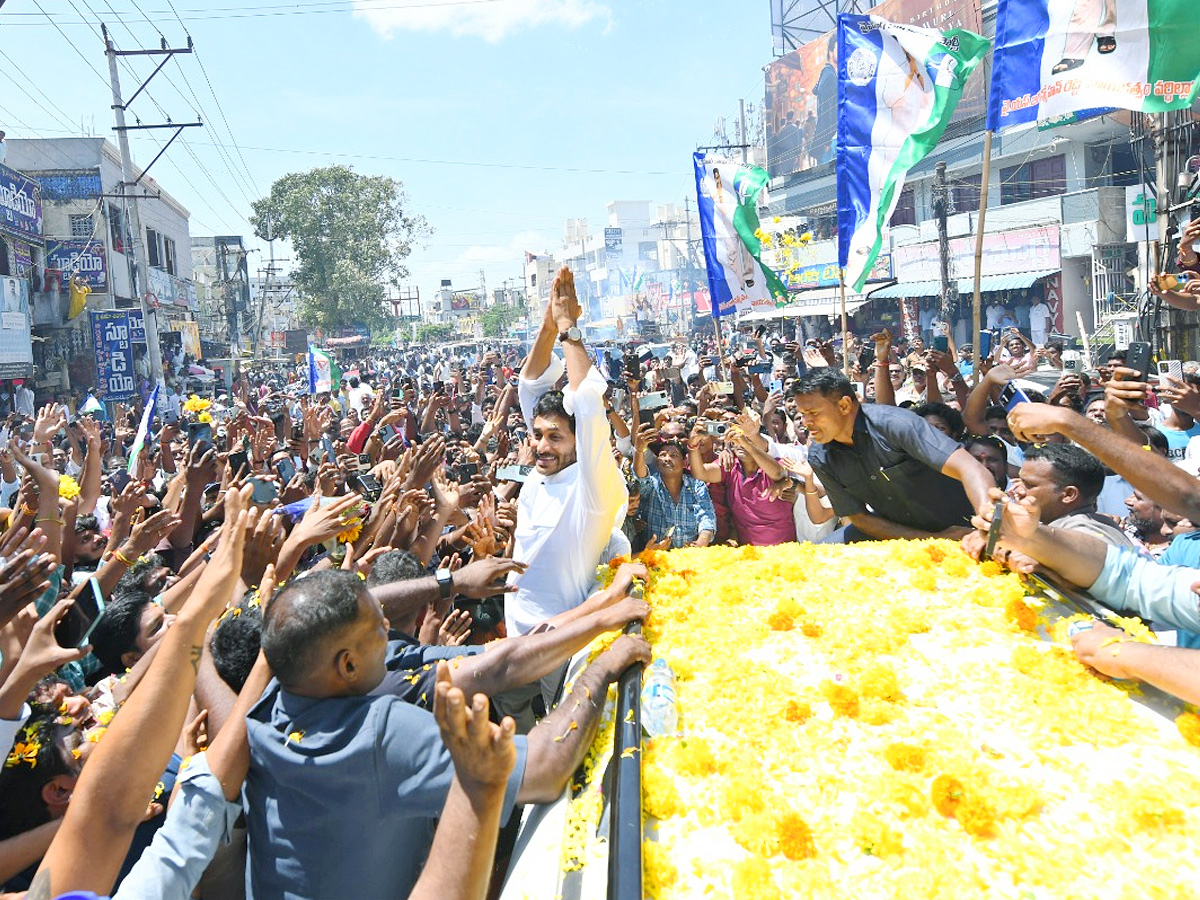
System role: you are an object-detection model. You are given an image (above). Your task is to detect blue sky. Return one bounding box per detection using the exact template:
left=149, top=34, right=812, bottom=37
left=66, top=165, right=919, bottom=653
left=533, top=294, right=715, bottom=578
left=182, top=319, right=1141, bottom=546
left=0, top=0, right=773, bottom=300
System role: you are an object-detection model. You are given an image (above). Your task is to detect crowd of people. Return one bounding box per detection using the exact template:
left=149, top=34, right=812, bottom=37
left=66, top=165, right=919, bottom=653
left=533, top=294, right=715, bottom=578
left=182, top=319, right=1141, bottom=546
left=0, top=235, right=1198, bottom=898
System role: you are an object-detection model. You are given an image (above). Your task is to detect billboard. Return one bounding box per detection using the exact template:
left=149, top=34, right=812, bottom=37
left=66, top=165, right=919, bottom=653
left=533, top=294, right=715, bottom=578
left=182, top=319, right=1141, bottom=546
left=0, top=277, right=33, bottom=378
left=46, top=239, right=108, bottom=292
left=0, top=164, right=42, bottom=243
left=764, top=0, right=985, bottom=178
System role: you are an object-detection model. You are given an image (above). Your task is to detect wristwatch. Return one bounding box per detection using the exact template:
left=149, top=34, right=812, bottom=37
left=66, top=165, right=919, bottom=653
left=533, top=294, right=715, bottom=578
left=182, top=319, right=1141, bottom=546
left=436, top=568, right=455, bottom=600
left=558, top=325, right=582, bottom=343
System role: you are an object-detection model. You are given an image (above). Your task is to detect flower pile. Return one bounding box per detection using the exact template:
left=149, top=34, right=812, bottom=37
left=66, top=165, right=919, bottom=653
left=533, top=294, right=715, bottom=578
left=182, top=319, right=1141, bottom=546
left=590, top=541, right=1200, bottom=899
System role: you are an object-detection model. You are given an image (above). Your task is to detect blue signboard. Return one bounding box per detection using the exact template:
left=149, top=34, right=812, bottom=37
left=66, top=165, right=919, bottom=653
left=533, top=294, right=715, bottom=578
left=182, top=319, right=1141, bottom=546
left=126, top=308, right=146, bottom=344
left=90, top=310, right=136, bottom=400
left=0, top=163, right=43, bottom=242
left=46, top=239, right=108, bottom=292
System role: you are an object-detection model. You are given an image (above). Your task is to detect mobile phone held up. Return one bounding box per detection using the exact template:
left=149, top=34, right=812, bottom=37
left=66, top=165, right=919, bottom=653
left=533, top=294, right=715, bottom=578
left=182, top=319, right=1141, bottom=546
left=56, top=578, right=106, bottom=649
left=187, top=421, right=213, bottom=448
left=932, top=335, right=949, bottom=354
left=247, top=477, right=279, bottom=506
left=1125, top=341, right=1151, bottom=379
left=999, top=381, right=1032, bottom=414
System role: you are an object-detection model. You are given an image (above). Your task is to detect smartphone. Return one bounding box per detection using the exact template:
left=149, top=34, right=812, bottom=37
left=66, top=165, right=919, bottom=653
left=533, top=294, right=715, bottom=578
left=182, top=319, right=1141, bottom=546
left=350, top=473, right=382, bottom=502
left=55, top=579, right=106, bottom=649
left=228, top=450, right=249, bottom=476
left=458, top=461, right=479, bottom=481
left=379, top=424, right=399, bottom=443
left=187, top=422, right=213, bottom=447
left=979, top=330, right=993, bottom=359
left=1126, top=341, right=1152, bottom=379
left=391, top=386, right=405, bottom=401
left=932, top=335, right=949, bottom=353
left=1156, top=272, right=1197, bottom=291
left=770, top=378, right=784, bottom=394
left=858, top=345, right=875, bottom=370
left=432, top=381, right=445, bottom=394
left=1158, top=359, right=1184, bottom=380
left=247, top=477, right=279, bottom=506
left=984, top=499, right=1005, bottom=561
left=495, top=464, right=533, bottom=483
left=748, top=363, right=772, bottom=375
left=275, top=456, right=297, bottom=484
left=624, top=351, right=640, bottom=381
left=713, top=382, right=735, bottom=396
left=999, top=381, right=1032, bottom=413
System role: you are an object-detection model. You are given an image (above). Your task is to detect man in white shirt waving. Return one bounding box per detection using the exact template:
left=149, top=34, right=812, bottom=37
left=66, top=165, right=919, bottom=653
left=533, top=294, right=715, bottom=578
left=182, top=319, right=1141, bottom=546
left=508, top=266, right=628, bottom=645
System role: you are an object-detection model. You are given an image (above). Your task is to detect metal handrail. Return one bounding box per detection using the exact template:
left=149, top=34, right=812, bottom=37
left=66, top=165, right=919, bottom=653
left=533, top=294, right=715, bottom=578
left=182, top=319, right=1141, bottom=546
left=606, top=620, right=643, bottom=900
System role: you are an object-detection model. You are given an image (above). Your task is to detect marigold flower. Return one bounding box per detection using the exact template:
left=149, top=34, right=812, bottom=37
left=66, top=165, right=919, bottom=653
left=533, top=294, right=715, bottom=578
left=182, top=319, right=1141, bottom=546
left=58, top=474, right=81, bottom=500
left=643, top=840, right=676, bottom=899
left=731, top=856, right=778, bottom=900
left=821, top=680, right=860, bottom=718
left=884, top=742, right=927, bottom=773
left=1005, top=597, right=1038, bottom=631
left=931, top=774, right=965, bottom=817
left=1176, top=712, right=1200, bottom=748
left=776, top=809, right=817, bottom=860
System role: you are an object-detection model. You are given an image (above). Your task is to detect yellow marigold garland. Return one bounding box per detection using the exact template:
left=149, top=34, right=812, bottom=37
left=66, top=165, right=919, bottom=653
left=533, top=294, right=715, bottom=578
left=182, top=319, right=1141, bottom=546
left=577, top=540, right=1200, bottom=899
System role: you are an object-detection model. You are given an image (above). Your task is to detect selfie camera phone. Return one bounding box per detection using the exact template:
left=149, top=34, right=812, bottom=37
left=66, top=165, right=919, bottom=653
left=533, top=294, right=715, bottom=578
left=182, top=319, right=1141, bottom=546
left=55, top=578, right=106, bottom=650
left=247, top=477, right=279, bottom=506
left=228, top=450, right=249, bottom=476
left=187, top=421, right=213, bottom=447
left=978, top=330, right=993, bottom=358
left=275, top=457, right=297, bottom=484
left=350, top=473, right=383, bottom=502
left=496, top=464, right=533, bottom=483
left=999, top=381, right=1032, bottom=413
left=1125, top=341, right=1152, bottom=379
left=1158, top=359, right=1184, bottom=380
left=932, top=335, right=949, bottom=353
left=984, top=499, right=1005, bottom=561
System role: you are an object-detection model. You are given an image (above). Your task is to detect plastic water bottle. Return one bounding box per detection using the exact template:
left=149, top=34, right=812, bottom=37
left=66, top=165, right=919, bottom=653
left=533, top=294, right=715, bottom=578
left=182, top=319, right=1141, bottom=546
left=641, top=658, right=679, bottom=737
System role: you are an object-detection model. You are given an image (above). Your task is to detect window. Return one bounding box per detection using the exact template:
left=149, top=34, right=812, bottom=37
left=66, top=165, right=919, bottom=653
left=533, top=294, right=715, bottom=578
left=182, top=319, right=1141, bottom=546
left=950, top=174, right=981, bottom=214
left=1000, top=154, right=1067, bottom=205
left=107, top=204, right=128, bottom=254
left=163, top=237, right=177, bottom=276
left=69, top=214, right=93, bottom=238
left=889, top=186, right=916, bottom=227
left=146, top=227, right=162, bottom=269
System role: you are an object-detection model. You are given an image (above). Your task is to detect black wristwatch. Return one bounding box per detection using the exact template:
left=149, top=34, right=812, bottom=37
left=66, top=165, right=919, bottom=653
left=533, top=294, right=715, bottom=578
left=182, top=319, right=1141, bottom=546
left=436, top=568, right=455, bottom=600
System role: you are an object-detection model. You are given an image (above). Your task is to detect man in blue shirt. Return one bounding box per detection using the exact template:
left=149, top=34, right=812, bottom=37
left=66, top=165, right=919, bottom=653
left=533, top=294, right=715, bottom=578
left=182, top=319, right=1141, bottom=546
left=247, top=569, right=650, bottom=900
left=632, top=426, right=716, bottom=548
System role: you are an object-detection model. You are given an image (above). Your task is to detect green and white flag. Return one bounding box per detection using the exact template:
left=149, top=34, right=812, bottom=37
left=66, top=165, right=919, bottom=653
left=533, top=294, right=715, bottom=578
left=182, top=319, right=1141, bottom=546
left=308, top=346, right=341, bottom=394
left=836, top=16, right=990, bottom=291
left=989, top=0, right=1200, bottom=129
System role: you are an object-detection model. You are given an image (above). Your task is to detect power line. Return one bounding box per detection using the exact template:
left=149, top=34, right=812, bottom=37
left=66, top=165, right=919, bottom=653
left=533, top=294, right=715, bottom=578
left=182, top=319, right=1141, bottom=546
left=7, top=0, right=511, bottom=24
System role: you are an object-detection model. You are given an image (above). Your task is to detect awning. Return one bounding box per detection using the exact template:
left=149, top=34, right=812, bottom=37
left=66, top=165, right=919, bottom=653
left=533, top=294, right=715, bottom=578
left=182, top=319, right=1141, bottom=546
left=867, top=269, right=1060, bottom=300
left=740, top=287, right=872, bottom=321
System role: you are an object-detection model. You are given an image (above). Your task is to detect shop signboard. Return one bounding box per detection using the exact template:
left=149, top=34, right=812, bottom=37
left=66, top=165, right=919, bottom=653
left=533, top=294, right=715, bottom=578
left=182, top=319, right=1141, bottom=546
left=604, top=227, right=623, bottom=260
left=90, top=310, right=136, bottom=400
left=0, top=276, right=33, bottom=378
left=1125, top=185, right=1158, bottom=243
left=46, top=239, right=109, bottom=292
left=0, top=163, right=42, bottom=242
left=126, top=308, right=146, bottom=344
left=171, top=320, right=202, bottom=359
left=147, top=268, right=193, bottom=308
left=1044, top=272, right=1065, bottom=332
left=891, top=226, right=1060, bottom=282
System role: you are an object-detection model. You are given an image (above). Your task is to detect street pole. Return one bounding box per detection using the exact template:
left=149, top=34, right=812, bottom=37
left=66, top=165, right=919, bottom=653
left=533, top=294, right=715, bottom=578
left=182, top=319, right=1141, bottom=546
left=684, top=197, right=695, bottom=334
left=739, top=99, right=748, bottom=165
left=934, top=161, right=957, bottom=329
left=104, top=29, right=166, bottom=393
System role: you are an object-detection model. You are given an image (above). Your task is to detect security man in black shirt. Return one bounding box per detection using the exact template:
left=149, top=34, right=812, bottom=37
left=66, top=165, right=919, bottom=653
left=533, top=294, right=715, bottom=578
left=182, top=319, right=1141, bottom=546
left=792, top=368, right=996, bottom=542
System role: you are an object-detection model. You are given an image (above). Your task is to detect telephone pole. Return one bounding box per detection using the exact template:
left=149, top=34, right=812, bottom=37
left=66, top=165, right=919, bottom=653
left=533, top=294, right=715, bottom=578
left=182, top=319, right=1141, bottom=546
left=933, top=161, right=957, bottom=327
left=103, top=25, right=202, bottom=394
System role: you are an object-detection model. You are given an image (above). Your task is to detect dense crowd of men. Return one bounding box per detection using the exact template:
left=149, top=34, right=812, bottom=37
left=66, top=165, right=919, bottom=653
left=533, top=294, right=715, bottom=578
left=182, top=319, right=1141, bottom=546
left=0, top=232, right=1199, bottom=899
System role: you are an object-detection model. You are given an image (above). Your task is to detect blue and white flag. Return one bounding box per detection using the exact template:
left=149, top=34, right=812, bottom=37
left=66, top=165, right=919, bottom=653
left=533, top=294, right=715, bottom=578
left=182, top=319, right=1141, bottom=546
left=837, top=15, right=989, bottom=292
left=988, top=0, right=1200, bottom=131
left=126, top=385, right=159, bottom=476
left=307, top=346, right=340, bottom=395
left=693, top=153, right=789, bottom=319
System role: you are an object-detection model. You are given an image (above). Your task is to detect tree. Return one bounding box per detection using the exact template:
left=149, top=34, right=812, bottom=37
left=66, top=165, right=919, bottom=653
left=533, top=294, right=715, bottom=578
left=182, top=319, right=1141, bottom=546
left=480, top=301, right=524, bottom=338
left=251, top=166, right=429, bottom=334
left=416, top=322, right=455, bottom=344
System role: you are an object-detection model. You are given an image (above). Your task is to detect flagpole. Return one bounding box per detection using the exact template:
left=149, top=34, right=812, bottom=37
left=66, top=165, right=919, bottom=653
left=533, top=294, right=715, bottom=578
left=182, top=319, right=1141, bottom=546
left=838, top=270, right=850, bottom=373
left=971, top=129, right=994, bottom=387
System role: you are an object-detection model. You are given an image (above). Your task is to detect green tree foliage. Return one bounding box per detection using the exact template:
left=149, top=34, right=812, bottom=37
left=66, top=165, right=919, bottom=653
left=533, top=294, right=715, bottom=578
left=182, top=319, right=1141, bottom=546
left=251, top=166, right=429, bottom=333
left=480, top=301, right=524, bottom=338
left=416, top=322, right=456, bottom=344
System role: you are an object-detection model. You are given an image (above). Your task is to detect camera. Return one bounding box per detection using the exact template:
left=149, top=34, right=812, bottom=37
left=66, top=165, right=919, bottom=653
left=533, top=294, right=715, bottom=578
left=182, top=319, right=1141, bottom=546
left=705, top=421, right=729, bottom=437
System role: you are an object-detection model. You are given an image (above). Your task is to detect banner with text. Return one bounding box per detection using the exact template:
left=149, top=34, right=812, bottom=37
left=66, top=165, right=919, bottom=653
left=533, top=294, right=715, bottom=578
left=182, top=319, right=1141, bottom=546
left=0, top=276, right=33, bottom=378
left=988, top=0, right=1200, bottom=129
left=46, top=239, right=108, bottom=292
left=91, top=310, right=136, bottom=400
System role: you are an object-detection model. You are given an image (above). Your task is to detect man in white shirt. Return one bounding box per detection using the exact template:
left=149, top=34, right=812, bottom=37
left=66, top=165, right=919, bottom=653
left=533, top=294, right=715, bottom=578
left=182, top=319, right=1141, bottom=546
left=1028, top=297, right=1052, bottom=346
left=346, top=376, right=375, bottom=415
left=985, top=298, right=1005, bottom=331
left=508, top=266, right=627, bottom=642
left=14, top=380, right=34, bottom=417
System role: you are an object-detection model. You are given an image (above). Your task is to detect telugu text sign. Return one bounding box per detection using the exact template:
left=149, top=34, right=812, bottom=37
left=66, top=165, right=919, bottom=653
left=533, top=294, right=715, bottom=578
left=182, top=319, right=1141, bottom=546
left=90, top=310, right=136, bottom=400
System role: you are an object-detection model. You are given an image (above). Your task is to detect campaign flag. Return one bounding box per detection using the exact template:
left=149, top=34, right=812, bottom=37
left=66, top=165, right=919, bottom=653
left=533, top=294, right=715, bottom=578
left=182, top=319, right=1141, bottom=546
left=693, top=153, right=789, bottom=319
left=126, top=385, right=159, bottom=476
left=837, top=15, right=989, bottom=291
left=988, top=0, right=1200, bottom=130
left=307, top=346, right=340, bottom=395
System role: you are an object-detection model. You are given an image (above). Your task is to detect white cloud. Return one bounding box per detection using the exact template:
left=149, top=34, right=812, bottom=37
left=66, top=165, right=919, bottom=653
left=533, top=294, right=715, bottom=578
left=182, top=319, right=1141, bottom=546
left=352, top=0, right=612, bottom=42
